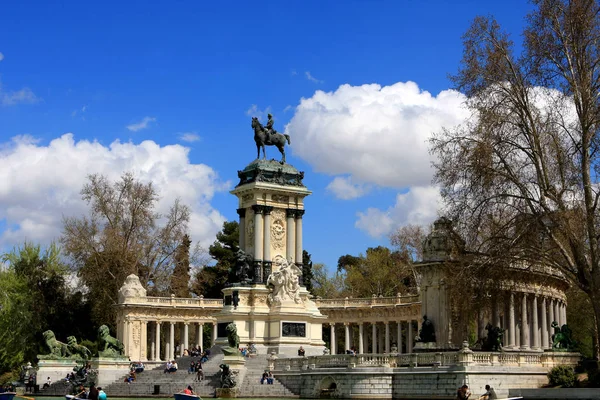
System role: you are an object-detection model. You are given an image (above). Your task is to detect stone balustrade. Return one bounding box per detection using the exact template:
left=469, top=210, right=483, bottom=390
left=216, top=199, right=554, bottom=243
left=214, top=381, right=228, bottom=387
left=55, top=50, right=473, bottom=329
left=315, top=294, right=419, bottom=308
left=145, top=296, right=223, bottom=307
left=272, top=351, right=580, bottom=371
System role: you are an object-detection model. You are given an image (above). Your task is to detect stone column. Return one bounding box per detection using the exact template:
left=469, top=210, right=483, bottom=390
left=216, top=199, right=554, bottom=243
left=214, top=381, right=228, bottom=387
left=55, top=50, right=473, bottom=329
left=179, top=324, right=185, bottom=357
left=407, top=320, right=414, bottom=353
left=384, top=322, right=390, bottom=354
left=371, top=323, right=377, bottom=354
left=532, top=295, right=540, bottom=349
left=142, top=321, right=148, bottom=361
left=237, top=208, right=246, bottom=251
left=344, top=323, right=350, bottom=352
left=561, top=301, right=567, bottom=326
left=295, top=210, right=305, bottom=269
left=197, top=323, right=204, bottom=349
left=211, top=323, right=217, bottom=347
left=262, top=206, right=273, bottom=282
left=252, top=205, right=265, bottom=283
left=509, top=293, right=516, bottom=348
left=358, top=323, right=364, bottom=354
left=183, top=323, right=189, bottom=354
left=554, top=299, right=560, bottom=326
left=286, top=209, right=296, bottom=263
left=155, top=322, right=161, bottom=361
left=520, top=294, right=529, bottom=350
left=330, top=324, right=336, bottom=354
left=398, top=321, right=403, bottom=354
left=549, top=299, right=556, bottom=346
left=477, top=309, right=485, bottom=340
left=169, top=322, right=175, bottom=360
left=541, top=297, right=549, bottom=350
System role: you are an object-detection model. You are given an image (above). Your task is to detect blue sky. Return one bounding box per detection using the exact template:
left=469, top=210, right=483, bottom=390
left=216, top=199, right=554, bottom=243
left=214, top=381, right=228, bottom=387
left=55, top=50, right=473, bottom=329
left=0, top=0, right=533, bottom=272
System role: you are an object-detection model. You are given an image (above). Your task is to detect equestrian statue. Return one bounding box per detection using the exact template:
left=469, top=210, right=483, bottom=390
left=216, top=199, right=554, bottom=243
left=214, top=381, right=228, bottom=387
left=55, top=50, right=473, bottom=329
left=251, top=114, right=291, bottom=164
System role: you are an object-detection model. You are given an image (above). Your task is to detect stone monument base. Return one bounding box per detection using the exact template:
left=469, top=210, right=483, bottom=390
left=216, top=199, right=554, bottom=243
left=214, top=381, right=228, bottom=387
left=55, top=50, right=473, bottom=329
left=37, top=359, right=79, bottom=385
left=215, top=388, right=240, bottom=398
left=413, top=342, right=453, bottom=352
left=91, top=357, right=130, bottom=387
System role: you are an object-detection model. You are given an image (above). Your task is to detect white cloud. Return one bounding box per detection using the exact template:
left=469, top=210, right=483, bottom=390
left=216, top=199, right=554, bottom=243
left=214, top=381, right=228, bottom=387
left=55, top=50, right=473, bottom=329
left=1, top=85, right=40, bottom=106
left=355, top=186, right=441, bottom=237
left=179, top=132, right=201, bottom=143
left=246, top=104, right=272, bottom=121
left=286, top=81, right=468, bottom=189
left=0, top=133, right=230, bottom=250
left=326, top=176, right=371, bottom=200
left=0, top=52, right=4, bottom=62
left=127, top=116, right=156, bottom=132
left=305, top=71, right=323, bottom=83
left=283, top=105, right=293, bottom=113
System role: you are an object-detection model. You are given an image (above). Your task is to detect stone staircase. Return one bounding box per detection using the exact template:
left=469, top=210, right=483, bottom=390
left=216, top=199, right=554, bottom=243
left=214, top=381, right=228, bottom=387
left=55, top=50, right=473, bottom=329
left=237, top=355, right=298, bottom=398
left=104, top=350, right=223, bottom=398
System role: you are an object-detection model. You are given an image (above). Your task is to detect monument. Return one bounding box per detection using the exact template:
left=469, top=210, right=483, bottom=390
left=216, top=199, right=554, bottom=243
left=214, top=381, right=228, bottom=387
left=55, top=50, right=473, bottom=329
left=214, top=114, right=326, bottom=356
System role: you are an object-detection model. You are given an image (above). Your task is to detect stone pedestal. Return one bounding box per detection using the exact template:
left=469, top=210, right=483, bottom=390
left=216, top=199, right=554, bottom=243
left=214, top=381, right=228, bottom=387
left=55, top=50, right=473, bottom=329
left=91, top=357, right=130, bottom=387
left=37, top=359, right=79, bottom=385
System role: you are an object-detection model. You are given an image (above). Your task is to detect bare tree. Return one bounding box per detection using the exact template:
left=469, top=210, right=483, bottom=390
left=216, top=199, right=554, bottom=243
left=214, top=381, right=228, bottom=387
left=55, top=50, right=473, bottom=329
left=62, top=173, right=192, bottom=326
left=431, top=0, right=600, bottom=359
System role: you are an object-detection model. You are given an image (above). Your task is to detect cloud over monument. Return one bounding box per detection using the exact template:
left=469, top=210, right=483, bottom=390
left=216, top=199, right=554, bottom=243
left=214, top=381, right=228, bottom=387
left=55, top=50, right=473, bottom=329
left=286, top=81, right=468, bottom=236
left=0, top=134, right=229, bottom=250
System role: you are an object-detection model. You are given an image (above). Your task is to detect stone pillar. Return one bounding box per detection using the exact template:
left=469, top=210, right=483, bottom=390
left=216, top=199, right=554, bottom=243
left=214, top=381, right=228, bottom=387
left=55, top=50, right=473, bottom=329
left=295, top=210, right=305, bottom=266
left=532, top=295, right=540, bottom=349
left=142, top=321, right=148, bottom=361
left=561, top=301, right=567, bottom=326
left=398, top=321, right=403, bottom=354
left=211, top=323, right=217, bottom=347
left=344, top=323, right=350, bottom=352
left=509, top=293, right=516, bottom=348
left=554, top=299, right=560, bottom=326
left=330, top=324, right=336, bottom=354
left=384, top=322, right=390, bottom=354
left=155, top=322, right=161, bottom=361
left=252, top=205, right=264, bottom=283
left=286, top=209, right=296, bottom=263
left=549, top=299, right=556, bottom=346
left=169, top=322, right=175, bottom=360
left=358, top=323, right=364, bottom=354
left=477, top=309, right=485, bottom=340
left=541, top=297, right=549, bottom=350
left=179, top=324, right=185, bottom=357
left=150, top=339, right=155, bottom=362
left=262, top=206, right=273, bottom=282
left=407, top=320, right=414, bottom=353
left=371, top=323, right=377, bottom=354
left=237, top=208, right=246, bottom=251
left=197, top=323, right=204, bottom=349
left=183, top=323, right=189, bottom=354
left=520, top=294, right=529, bottom=350
left=378, top=325, right=384, bottom=354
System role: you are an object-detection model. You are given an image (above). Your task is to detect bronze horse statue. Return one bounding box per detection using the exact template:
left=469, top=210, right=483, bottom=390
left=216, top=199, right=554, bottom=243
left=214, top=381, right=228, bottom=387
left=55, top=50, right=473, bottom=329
left=251, top=117, right=291, bottom=163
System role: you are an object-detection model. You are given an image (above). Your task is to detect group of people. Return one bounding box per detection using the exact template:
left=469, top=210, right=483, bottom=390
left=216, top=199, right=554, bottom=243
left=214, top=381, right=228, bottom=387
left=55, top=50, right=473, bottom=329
left=74, top=384, right=107, bottom=400
left=164, top=360, right=179, bottom=374
left=239, top=343, right=257, bottom=357
left=129, top=361, right=144, bottom=373
left=456, top=384, right=497, bottom=400
left=260, top=371, right=274, bottom=385
left=0, top=384, right=16, bottom=393
left=187, top=360, right=204, bottom=381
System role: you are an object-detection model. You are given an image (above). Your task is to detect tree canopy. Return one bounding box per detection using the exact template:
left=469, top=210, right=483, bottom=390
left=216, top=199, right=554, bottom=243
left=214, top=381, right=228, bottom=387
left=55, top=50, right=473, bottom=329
left=61, top=173, right=192, bottom=327
left=431, top=0, right=600, bottom=359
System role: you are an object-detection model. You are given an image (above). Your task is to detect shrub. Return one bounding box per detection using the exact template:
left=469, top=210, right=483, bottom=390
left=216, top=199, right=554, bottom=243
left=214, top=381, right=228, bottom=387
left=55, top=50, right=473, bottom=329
left=548, top=365, right=576, bottom=388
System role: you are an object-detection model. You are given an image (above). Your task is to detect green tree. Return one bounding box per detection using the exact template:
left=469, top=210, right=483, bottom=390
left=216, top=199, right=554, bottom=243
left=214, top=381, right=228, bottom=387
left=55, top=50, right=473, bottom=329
left=302, top=250, right=315, bottom=294
left=171, top=234, right=192, bottom=297
left=0, top=243, right=92, bottom=374
left=192, top=221, right=239, bottom=298
left=62, top=173, right=192, bottom=328
left=310, top=263, right=345, bottom=298
left=342, top=246, right=415, bottom=297
left=430, top=0, right=600, bottom=359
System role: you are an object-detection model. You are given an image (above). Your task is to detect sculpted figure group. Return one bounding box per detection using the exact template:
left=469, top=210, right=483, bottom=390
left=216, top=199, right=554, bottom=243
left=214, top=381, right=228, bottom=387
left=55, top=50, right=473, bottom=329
left=266, top=255, right=302, bottom=304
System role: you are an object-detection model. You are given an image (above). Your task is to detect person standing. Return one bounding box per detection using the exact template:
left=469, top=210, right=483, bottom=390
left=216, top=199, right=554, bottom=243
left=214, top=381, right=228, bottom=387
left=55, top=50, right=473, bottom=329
left=196, top=361, right=204, bottom=382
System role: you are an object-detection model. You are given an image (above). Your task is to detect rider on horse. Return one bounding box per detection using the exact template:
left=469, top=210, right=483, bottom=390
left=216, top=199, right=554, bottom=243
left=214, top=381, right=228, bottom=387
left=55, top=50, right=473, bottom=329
left=265, top=114, right=277, bottom=144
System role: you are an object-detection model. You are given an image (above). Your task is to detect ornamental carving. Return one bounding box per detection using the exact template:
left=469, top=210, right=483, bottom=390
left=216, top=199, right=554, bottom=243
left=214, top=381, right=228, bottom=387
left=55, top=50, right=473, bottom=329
left=246, top=213, right=255, bottom=243
left=271, top=209, right=286, bottom=250
left=272, top=194, right=289, bottom=203
left=118, top=274, right=147, bottom=303
left=242, top=194, right=253, bottom=202
left=133, top=325, right=141, bottom=347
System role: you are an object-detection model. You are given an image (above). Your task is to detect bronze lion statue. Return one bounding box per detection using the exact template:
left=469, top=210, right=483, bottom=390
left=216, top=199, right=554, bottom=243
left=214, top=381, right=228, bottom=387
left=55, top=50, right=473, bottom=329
left=98, top=325, right=124, bottom=357
left=67, top=336, right=92, bottom=360
left=38, top=330, right=70, bottom=359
